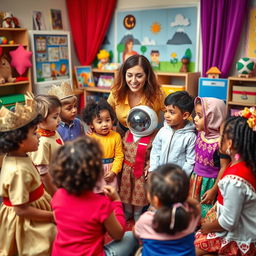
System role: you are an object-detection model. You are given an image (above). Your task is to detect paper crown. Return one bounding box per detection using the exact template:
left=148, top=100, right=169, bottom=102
left=0, top=92, right=38, bottom=132
left=48, top=81, right=74, bottom=100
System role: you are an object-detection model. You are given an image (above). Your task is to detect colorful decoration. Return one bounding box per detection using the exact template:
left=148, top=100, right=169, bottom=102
left=236, top=57, right=255, bottom=75
left=123, top=15, right=136, bottom=30
left=240, top=107, right=256, bottom=131
left=206, top=67, right=221, bottom=79
left=9, top=44, right=32, bottom=80
left=97, top=49, right=110, bottom=70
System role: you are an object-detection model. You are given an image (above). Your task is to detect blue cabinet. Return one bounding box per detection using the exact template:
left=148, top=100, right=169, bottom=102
left=199, top=78, right=228, bottom=100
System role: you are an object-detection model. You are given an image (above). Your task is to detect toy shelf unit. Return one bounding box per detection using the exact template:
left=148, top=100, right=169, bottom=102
left=227, top=76, right=256, bottom=116
left=155, top=72, right=201, bottom=97
left=83, top=68, right=118, bottom=105
left=0, top=28, right=32, bottom=98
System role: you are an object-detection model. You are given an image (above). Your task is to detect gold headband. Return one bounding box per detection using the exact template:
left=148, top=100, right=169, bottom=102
left=48, top=81, right=74, bottom=100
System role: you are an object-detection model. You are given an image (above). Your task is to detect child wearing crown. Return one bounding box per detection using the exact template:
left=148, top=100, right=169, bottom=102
left=30, top=95, right=63, bottom=196
left=0, top=95, right=56, bottom=255
left=48, top=82, right=84, bottom=142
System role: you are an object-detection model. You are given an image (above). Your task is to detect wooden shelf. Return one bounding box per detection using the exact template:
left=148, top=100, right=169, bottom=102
left=85, top=87, right=111, bottom=93
left=0, top=44, right=28, bottom=47
left=0, top=81, right=30, bottom=87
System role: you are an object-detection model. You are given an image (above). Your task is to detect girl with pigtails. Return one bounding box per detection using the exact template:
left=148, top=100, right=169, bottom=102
left=134, top=163, right=200, bottom=256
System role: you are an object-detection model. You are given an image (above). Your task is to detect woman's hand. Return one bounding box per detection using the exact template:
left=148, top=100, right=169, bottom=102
left=104, top=171, right=116, bottom=183
left=201, top=188, right=217, bottom=205
left=103, top=185, right=120, bottom=202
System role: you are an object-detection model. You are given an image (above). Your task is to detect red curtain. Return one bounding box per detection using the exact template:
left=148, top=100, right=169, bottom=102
left=66, top=0, right=116, bottom=65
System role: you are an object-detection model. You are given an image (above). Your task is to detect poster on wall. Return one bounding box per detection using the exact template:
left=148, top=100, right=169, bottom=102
left=30, top=31, right=72, bottom=94
left=246, top=8, right=256, bottom=59
left=100, top=5, right=199, bottom=72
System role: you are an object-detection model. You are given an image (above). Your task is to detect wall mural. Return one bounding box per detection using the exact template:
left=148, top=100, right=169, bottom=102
left=101, top=6, right=199, bottom=72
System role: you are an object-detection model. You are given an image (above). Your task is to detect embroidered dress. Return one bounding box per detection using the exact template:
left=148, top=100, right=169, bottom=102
left=189, top=132, right=219, bottom=217
left=0, top=156, right=56, bottom=256
left=195, top=162, right=256, bottom=255
left=119, top=131, right=154, bottom=207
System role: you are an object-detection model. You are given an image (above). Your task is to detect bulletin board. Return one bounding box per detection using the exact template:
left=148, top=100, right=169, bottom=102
left=30, top=30, right=72, bottom=94
left=246, top=8, right=256, bottom=58
left=101, top=5, right=199, bottom=72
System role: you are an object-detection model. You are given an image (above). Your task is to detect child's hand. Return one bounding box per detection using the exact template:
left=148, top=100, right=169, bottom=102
left=103, top=185, right=120, bottom=202
left=104, top=171, right=116, bottom=183
left=201, top=188, right=217, bottom=205
left=85, top=126, right=93, bottom=135
left=201, top=222, right=212, bottom=235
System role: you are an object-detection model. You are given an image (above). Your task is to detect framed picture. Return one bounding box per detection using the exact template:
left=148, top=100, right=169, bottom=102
left=33, top=11, right=46, bottom=30
left=50, top=9, right=63, bottom=30
left=246, top=8, right=256, bottom=59
left=30, top=30, right=72, bottom=94
left=74, top=66, right=95, bottom=88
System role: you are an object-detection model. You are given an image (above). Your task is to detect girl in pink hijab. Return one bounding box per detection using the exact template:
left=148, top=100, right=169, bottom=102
left=189, top=97, right=230, bottom=219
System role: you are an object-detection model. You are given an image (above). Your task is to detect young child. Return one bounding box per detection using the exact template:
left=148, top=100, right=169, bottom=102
left=190, top=97, right=229, bottom=218
left=50, top=136, right=139, bottom=256
left=119, top=105, right=158, bottom=221
left=149, top=91, right=196, bottom=176
left=195, top=107, right=256, bottom=256
left=82, top=99, right=124, bottom=192
left=134, top=163, right=200, bottom=256
left=30, top=94, right=63, bottom=196
left=48, top=81, right=84, bottom=142
left=0, top=97, right=55, bottom=255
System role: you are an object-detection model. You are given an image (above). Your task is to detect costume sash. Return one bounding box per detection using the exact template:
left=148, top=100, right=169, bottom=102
left=3, top=183, right=44, bottom=206
left=217, top=161, right=256, bottom=205
left=126, top=131, right=151, bottom=179
left=37, top=128, right=55, bottom=137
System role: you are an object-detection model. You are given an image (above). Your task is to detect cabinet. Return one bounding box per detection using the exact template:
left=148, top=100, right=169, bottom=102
left=227, top=76, right=256, bottom=115
left=199, top=77, right=228, bottom=100
left=83, top=68, right=118, bottom=105
left=156, top=72, right=201, bottom=97
left=0, top=28, right=32, bottom=97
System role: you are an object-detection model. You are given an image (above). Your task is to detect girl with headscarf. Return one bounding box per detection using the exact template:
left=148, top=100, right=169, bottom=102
left=190, top=97, right=230, bottom=219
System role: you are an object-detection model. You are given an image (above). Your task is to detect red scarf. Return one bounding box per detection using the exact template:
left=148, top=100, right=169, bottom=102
left=37, top=128, right=55, bottom=137
left=126, top=131, right=151, bottom=179
left=217, top=161, right=256, bottom=205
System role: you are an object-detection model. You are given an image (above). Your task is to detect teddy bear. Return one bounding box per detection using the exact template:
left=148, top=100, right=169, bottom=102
left=0, top=55, right=16, bottom=84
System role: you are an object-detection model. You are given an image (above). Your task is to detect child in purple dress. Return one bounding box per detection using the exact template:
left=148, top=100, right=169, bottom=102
left=189, top=97, right=230, bottom=218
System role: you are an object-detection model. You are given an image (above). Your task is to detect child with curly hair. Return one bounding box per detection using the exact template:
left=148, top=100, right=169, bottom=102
left=82, top=99, right=124, bottom=192
left=30, top=95, right=63, bottom=196
left=134, top=163, right=200, bottom=255
left=0, top=98, right=55, bottom=256
left=50, top=136, right=139, bottom=256
left=195, top=108, right=256, bottom=255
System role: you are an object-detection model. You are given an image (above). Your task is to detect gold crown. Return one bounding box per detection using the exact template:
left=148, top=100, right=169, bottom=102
left=48, top=81, right=74, bottom=100
left=0, top=92, right=38, bottom=132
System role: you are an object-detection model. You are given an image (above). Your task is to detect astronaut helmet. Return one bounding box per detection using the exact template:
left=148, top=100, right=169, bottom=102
left=127, top=105, right=158, bottom=137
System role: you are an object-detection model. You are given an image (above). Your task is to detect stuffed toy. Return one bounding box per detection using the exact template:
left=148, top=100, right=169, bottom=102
left=0, top=55, right=16, bottom=84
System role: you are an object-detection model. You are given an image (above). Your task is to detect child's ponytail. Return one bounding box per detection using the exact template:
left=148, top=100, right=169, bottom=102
left=153, top=202, right=191, bottom=235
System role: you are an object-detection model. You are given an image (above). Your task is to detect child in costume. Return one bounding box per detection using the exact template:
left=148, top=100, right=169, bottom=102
left=195, top=107, right=256, bottom=256
left=134, top=163, right=200, bottom=256
left=30, top=95, right=63, bottom=196
left=190, top=97, right=230, bottom=218
left=0, top=95, right=55, bottom=256
left=48, top=81, right=84, bottom=142
left=119, top=105, right=158, bottom=221
left=149, top=91, right=196, bottom=176
left=51, top=136, right=139, bottom=256
left=82, top=99, right=124, bottom=192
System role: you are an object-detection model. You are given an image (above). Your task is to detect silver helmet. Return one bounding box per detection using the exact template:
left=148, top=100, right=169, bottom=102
left=127, top=105, right=158, bottom=137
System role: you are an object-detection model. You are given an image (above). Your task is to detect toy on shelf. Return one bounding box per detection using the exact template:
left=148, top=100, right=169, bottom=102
left=9, top=44, right=32, bottom=82
left=0, top=47, right=16, bottom=84
left=97, top=49, right=110, bottom=70
left=179, top=56, right=190, bottom=72
left=2, top=12, right=15, bottom=28
left=206, top=66, right=221, bottom=78
left=236, top=57, right=255, bottom=78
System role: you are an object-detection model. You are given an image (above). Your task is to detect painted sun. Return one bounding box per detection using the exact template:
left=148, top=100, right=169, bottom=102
left=150, top=22, right=161, bottom=34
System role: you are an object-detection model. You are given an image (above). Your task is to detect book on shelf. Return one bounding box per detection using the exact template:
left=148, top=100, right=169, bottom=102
left=97, top=75, right=114, bottom=88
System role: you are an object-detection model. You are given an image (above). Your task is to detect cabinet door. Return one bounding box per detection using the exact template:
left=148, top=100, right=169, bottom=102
left=199, top=78, right=227, bottom=100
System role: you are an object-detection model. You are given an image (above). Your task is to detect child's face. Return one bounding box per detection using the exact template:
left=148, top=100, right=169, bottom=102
left=194, top=103, right=204, bottom=131
left=20, top=125, right=40, bottom=153
left=164, top=105, right=186, bottom=130
left=60, top=99, right=78, bottom=124
left=40, top=107, right=61, bottom=131
left=91, top=110, right=113, bottom=136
